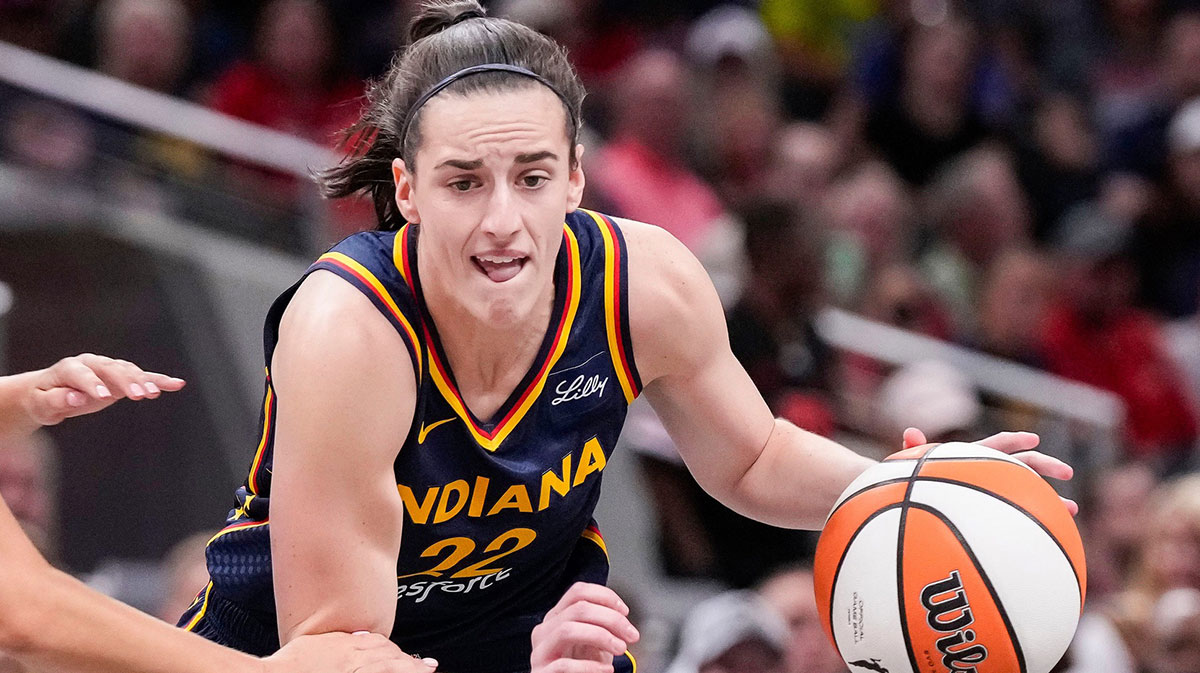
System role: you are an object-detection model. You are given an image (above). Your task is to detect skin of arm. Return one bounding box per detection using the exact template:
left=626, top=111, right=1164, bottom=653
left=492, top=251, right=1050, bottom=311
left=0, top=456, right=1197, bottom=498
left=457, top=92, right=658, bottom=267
left=269, top=270, right=414, bottom=642
left=624, top=219, right=876, bottom=529
left=0, top=357, right=423, bottom=673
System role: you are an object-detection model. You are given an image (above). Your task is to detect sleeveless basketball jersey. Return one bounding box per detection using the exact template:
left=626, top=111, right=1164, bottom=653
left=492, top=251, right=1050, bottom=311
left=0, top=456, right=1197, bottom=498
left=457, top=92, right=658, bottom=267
left=180, top=209, right=643, bottom=673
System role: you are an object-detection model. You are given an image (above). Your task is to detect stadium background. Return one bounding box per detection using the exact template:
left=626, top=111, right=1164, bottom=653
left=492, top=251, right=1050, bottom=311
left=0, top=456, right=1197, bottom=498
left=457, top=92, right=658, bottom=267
left=1, top=0, right=1199, bottom=671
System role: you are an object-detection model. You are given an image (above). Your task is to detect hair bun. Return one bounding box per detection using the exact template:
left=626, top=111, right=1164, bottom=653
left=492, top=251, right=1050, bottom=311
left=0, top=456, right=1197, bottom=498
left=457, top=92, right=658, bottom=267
left=408, top=0, right=488, bottom=43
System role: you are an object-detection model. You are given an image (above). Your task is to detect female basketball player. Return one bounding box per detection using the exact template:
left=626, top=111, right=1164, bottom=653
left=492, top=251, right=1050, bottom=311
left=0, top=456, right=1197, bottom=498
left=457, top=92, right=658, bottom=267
left=181, top=2, right=1074, bottom=672
left=0, top=354, right=431, bottom=673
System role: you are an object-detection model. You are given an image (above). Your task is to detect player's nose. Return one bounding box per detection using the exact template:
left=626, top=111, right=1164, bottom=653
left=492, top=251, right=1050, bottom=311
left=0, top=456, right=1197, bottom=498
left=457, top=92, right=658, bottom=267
left=479, top=184, right=521, bottom=239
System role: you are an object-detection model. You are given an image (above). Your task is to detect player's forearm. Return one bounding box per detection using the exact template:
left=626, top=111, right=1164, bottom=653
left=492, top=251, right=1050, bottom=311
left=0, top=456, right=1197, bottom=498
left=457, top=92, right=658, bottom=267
left=728, top=419, right=876, bottom=529
left=0, top=565, right=263, bottom=673
left=0, top=371, right=40, bottom=440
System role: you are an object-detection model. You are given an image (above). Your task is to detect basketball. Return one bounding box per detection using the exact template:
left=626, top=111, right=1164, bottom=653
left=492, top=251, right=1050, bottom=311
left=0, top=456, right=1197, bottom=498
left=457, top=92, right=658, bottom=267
left=813, top=442, right=1086, bottom=673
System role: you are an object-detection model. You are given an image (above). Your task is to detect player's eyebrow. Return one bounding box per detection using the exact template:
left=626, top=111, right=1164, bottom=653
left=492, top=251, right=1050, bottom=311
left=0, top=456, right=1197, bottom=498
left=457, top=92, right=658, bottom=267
left=515, top=151, right=558, bottom=164
left=436, top=158, right=484, bottom=170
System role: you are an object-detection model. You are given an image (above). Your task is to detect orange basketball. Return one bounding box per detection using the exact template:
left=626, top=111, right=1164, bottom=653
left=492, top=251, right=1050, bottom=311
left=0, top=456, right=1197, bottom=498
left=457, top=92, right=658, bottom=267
left=813, top=442, right=1086, bottom=673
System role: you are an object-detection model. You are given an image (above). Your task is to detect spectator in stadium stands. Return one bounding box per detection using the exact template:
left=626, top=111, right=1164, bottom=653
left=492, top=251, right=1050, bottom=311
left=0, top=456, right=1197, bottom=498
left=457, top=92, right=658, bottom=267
left=1040, top=202, right=1198, bottom=470
left=762, top=123, right=844, bottom=212
left=0, top=431, right=57, bottom=564
left=757, top=0, right=877, bottom=121
left=664, top=591, right=787, bottom=673
left=863, top=18, right=992, bottom=186
left=206, top=0, right=362, bottom=143
left=1148, top=588, right=1200, bottom=673
left=1082, top=462, right=1157, bottom=600
left=634, top=201, right=828, bottom=587
left=976, top=247, right=1054, bottom=366
left=756, top=566, right=846, bottom=673
left=687, top=8, right=783, bottom=212
left=1105, top=11, right=1200, bottom=188
left=1131, top=98, right=1200, bottom=319
left=586, top=48, right=725, bottom=253
left=1092, top=0, right=1172, bottom=164
left=96, top=0, right=191, bottom=96
left=875, top=359, right=982, bottom=446
left=919, top=145, right=1032, bottom=333
left=155, top=530, right=216, bottom=625
left=1015, top=92, right=1105, bottom=243
left=1072, top=474, right=1200, bottom=673
left=822, top=161, right=915, bottom=308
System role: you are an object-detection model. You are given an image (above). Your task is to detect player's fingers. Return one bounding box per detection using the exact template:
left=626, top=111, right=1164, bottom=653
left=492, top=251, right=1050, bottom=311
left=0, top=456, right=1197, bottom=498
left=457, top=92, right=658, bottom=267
left=26, top=387, right=113, bottom=425
left=77, top=355, right=155, bottom=399
left=902, top=427, right=926, bottom=449
left=975, top=431, right=1041, bottom=455
left=353, top=659, right=437, bottom=673
left=547, top=583, right=629, bottom=619
left=144, top=371, right=187, bottom=392
left=49, top=357, right=113, bottom=401
left=532, top=622, right=627, bottom=659
left=1062, top=497, right=1079, bottom=517
left=553, top=600, right=639, bottom=643
left=536, top=660, right=615, bottom=673
left=1009, top=450, right=1074, bottom=481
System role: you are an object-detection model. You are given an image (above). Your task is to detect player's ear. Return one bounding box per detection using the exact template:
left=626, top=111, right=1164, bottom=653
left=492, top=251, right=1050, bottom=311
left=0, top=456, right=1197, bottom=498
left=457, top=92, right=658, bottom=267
left=566, top=144, right=585, bottom=212
left=393, top=158, right=420, bottom=224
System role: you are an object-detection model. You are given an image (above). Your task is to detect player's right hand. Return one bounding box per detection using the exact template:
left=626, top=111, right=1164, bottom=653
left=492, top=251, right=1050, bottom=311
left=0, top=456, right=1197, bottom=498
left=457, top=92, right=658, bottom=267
left=262, top=631, right=437, bottom=673
left=531, top=582, right=639, bottom=673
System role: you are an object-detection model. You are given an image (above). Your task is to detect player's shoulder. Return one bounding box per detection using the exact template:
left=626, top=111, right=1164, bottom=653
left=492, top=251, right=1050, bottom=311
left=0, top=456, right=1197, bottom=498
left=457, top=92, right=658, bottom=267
left=613, top=216, right=726, bottom=383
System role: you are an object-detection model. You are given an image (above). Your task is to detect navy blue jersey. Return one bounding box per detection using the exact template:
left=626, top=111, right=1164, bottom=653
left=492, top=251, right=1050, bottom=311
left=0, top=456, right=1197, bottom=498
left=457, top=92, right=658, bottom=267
left=180, top=209, right=643, bottom=673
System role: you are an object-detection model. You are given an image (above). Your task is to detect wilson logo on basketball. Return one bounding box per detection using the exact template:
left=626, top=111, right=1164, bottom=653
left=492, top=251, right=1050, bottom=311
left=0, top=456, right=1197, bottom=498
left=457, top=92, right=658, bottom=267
left=919, top=570, right=989, bottom=672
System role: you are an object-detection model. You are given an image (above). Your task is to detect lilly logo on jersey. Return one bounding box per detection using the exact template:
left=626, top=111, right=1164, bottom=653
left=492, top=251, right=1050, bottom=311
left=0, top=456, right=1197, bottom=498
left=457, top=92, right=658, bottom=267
left=551, top=374, right=608, bottom=406
left=919, top=570, right=989, bottom=672
left=397, top=437, right=608, bottom=525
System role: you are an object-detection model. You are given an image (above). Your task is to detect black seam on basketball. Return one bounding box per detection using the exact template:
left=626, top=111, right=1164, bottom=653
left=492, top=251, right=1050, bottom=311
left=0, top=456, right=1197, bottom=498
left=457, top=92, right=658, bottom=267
left=908, top=502, right=1029, bottom=673
left=827, top=504, right=904, bottom=660
left=911, top=476, right=1083, bottom=599
left=887, top=456, right=1028, bottom=465
left=827, top=478, right=912, bottom=521
left=897, top=449, right=933, bottom=673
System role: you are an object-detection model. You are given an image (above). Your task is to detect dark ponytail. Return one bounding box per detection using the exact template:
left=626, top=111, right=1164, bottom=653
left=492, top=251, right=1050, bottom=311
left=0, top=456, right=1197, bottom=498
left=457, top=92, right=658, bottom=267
left=319, top=0, right=586, bottom=231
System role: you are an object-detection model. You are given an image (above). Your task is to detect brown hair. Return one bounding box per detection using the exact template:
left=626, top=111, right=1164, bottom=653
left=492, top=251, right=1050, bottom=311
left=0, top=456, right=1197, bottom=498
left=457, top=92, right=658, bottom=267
left=319, top=0, right=586, bottom=231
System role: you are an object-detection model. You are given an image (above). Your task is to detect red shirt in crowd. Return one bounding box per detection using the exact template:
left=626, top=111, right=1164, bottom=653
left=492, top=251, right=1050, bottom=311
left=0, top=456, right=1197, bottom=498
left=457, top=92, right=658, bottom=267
left=208, top=61, right=363, bottom=144
left=1041, top=303, right=1198, bottom=456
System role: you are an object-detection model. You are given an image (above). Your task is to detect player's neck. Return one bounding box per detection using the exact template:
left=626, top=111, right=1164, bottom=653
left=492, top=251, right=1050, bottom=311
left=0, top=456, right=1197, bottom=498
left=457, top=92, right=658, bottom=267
left=421, top=270, right=556, bottom=397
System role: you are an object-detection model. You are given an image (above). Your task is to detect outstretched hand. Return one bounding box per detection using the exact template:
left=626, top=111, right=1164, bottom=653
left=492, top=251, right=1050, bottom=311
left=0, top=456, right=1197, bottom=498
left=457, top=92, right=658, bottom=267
left=901, top=427, right=1078, bottom=516
left=19, top=353, right=186, bottom=429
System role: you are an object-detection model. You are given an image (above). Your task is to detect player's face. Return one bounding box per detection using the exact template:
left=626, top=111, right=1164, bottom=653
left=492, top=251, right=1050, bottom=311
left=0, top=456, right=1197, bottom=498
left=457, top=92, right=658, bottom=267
left=392, top=86, right=584, bottom=327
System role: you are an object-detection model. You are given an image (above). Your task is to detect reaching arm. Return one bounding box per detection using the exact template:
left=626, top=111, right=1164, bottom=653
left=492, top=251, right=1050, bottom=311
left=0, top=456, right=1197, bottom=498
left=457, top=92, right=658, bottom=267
left=0, top=355, right=424, bottom=673
left=625, top=220, right=1072, bottom=528
left=624, top=220, right=872, bottom=529
left=270, top=270, right=414, bottom=641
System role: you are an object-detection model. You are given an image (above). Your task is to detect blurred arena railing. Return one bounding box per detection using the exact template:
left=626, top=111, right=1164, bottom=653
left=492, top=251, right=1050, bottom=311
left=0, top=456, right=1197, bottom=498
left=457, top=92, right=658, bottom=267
left=0, top=280, right=11, bottom=374
left=817, top=306, right=1125, bottom=495
left=0, top=39, right=347, bottom=256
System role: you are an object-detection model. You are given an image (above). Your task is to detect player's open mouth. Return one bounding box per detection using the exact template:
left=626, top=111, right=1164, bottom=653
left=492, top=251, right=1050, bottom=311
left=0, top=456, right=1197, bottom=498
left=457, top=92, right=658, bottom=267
left=472, top=255, right=527, bottom=283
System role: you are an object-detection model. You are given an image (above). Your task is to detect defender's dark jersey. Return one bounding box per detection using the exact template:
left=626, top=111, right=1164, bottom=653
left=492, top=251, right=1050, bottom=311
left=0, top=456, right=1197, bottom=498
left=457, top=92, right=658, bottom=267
left=179, top=209, right=643, bottom=673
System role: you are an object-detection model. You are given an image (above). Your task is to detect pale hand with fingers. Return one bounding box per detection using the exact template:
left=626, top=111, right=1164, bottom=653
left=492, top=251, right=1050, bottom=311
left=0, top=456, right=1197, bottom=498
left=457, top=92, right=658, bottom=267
left=262, top=631, right=437, bottom=673
left=24, top=353, right=186, bottom=428
left=531, top=583, right=639, bottom=673
left=900, top=427, right=1078, bottom=515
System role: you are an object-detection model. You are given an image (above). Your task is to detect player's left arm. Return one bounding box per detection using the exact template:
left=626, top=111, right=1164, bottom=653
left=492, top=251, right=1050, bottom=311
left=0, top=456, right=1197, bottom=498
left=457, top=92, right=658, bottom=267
left=622, top=219, right=1072, bottom=529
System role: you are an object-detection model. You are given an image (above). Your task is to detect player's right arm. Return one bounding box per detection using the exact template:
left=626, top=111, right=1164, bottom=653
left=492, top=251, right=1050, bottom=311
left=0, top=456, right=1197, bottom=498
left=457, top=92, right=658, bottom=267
left=269, top=270, right=415, bottom=642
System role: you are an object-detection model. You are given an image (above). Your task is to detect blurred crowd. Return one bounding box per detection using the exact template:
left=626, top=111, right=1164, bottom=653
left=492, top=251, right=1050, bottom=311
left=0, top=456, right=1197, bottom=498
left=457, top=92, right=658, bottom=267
left=6, top=0, right=1200, bottom=671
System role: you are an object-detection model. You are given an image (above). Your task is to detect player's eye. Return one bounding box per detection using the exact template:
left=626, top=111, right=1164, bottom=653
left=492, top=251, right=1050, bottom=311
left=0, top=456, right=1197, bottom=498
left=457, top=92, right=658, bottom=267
left=449, top=179, right=476, bottom=192
left=521, top=175, right=549, bottom=188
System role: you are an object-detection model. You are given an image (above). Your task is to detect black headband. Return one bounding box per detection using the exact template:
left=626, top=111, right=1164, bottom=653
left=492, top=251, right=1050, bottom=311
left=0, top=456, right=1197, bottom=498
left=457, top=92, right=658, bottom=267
left=398, top=63, right=578, bottom=157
